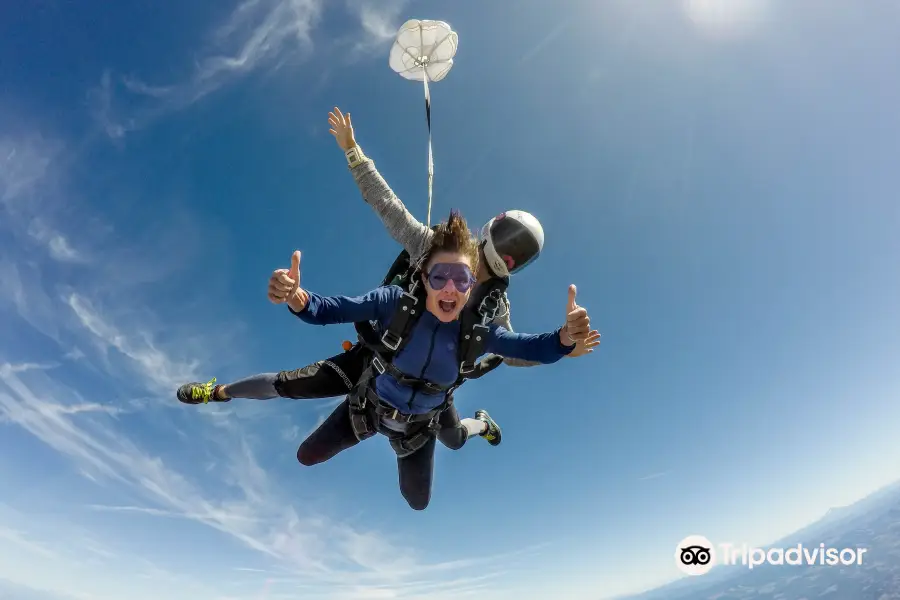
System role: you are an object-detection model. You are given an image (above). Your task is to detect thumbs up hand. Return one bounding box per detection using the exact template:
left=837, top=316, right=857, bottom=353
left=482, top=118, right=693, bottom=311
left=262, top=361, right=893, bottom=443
left=560, top=284, right=592, bottom=348
left=268, top=250, right=309, bottom=312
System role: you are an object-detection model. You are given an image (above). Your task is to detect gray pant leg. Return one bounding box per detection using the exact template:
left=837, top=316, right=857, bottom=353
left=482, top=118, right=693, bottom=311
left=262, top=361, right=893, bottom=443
left=223, top=373, right=279, bottom=399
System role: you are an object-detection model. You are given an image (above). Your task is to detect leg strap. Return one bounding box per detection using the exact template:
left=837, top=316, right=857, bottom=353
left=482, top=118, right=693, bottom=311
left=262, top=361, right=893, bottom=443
left=347, top=367, right=378, bottom=442
left=389, top=412, right=443, bottom=458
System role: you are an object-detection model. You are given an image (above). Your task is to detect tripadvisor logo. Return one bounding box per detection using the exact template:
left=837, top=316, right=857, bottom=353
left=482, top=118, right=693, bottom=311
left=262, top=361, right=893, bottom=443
left=675, top=535, right=868, bottom=575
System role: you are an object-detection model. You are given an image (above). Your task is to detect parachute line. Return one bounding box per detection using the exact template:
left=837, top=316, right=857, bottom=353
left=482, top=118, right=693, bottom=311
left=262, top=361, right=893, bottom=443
left=424, top=73, right=433, bottom=227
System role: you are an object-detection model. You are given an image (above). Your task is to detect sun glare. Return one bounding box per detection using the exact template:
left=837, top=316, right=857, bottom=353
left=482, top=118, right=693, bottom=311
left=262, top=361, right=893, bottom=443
left=683, top=0, right=770, bottom=38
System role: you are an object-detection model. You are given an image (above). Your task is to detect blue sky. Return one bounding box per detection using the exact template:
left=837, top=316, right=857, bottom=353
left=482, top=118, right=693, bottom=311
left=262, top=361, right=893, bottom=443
left=1, top=0, right=899, bottom=598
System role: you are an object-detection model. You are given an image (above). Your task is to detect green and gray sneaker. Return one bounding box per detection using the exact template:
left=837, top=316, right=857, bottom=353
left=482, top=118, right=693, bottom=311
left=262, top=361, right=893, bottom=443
left=475, top=409, right=502, bottom=446
left=176, top=378, right=226, bottom=404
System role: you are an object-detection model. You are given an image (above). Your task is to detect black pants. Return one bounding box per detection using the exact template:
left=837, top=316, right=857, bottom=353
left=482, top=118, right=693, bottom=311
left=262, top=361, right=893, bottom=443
left=296, top=398, right=464, bottom=510
left=274, top=345, right=468, bottom=451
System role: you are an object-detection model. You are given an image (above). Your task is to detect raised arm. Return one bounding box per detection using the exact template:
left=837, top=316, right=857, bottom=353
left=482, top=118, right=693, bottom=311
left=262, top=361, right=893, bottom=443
left=329, top=107, right=433, bottom=261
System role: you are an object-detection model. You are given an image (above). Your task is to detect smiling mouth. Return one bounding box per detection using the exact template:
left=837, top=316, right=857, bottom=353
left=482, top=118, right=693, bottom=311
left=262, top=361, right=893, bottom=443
left=438, top=299, right=457, bottom=313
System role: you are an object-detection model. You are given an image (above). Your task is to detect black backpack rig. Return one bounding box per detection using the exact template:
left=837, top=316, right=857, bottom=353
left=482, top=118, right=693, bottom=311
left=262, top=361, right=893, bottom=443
left=347, top=243, right=509, bottom=457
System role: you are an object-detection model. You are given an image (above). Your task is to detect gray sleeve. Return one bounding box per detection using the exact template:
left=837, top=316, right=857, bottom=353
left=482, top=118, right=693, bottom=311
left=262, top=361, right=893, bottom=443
left=492, top=293, right=542, bottom=368
left=350, top=158, right=433, bottom=261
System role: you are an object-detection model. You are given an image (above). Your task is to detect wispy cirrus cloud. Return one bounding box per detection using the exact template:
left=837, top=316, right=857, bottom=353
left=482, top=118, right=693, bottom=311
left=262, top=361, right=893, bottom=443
left=0, top=504, right=216, bottom=600
left=0, top=364, right=530, bottom=598
left=344, top=0, right=410, bottom=55
left=0, top=526, right=59, bottom=559
left=91, top=0, right=322, bottom=139
left=0, top=4, right=553, bottom=595
left=0, top=119, right=536, bottom=600
left=65, top=293, right=202, bottom=395
left=0, top=362, right=59, bottom=376
left=0, top=132, right=85, bottom=266
left=27, top=219, right=85, bottom=263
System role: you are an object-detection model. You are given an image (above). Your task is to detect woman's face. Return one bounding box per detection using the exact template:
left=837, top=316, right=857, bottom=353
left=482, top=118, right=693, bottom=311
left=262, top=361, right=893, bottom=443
left=422, top=251, right=476, bottom=323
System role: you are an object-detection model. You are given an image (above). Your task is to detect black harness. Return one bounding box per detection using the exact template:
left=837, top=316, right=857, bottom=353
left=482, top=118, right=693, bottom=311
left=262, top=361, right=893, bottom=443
left=348, top=248, right=509, bottom=457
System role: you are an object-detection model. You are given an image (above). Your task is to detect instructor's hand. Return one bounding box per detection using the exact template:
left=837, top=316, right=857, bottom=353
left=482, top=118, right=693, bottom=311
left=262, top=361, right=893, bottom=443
left=560, top=285, right=592, bottom=348
left=268, top=251, right=309, bottom=313
left=328, top=107, right=357, bottom=151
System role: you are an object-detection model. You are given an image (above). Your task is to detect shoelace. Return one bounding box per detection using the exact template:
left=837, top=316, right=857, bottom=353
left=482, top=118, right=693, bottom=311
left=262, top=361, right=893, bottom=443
left=191, top=378, right=217, bottom=403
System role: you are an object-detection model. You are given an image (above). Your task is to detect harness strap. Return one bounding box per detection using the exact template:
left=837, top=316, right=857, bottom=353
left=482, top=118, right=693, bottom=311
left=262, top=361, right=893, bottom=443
left=458, top=288, right=503, bottom=375
left=364, top=387, right=440, bottom=423
left=390, top=421, right=440, bottom=458
left=380, top=283, right=423, bottom=351
left=459, top=323, right=490, bottom=374
left=370, top=350, right=454, bottom=394
left=347, top=366, right=450, bottom=457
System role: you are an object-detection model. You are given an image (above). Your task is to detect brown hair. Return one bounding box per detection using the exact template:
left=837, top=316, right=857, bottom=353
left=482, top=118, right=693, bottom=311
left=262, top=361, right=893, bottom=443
left=420, top=209, right=480, bottom=272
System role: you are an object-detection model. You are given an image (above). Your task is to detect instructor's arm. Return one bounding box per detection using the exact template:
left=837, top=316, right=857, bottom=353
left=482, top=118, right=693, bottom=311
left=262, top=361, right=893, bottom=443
left=328, top=107, right=432, bottom=260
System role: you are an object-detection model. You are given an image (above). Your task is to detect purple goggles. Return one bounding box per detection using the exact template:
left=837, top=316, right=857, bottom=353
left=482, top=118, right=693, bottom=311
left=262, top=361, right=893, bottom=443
left=426, top=262, right=476, bottom=293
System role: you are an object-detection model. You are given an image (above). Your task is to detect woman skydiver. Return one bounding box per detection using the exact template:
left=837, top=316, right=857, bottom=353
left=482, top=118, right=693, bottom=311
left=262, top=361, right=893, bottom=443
left=254, top=210, right=592, bottom=509
left=175, top=107, right=599, bottom=453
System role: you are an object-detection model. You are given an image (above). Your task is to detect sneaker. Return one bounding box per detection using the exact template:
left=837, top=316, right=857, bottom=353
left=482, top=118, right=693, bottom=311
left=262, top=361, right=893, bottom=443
left=176, top=378, right=226, bottom=404
left=474, top=409, right=501, bottom=446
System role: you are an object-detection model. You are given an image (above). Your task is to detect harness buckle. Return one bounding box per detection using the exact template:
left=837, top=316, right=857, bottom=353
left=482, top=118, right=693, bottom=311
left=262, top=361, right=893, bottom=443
left=478, top=290, right=502, bottom=324
left=372, top=355, right=387, bottom=374
left=381, top=331, right=402, bottom=351
left=459, top=361, right=476, bottom=374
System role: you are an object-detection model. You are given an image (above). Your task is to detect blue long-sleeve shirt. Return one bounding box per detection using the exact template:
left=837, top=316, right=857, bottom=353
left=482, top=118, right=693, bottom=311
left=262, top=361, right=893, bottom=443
left=292, top=285, right=574, bottom=414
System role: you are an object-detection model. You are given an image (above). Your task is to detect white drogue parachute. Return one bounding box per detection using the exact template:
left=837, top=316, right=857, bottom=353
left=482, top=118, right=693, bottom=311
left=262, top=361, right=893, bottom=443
left=388, top=19, right=459, bottom=227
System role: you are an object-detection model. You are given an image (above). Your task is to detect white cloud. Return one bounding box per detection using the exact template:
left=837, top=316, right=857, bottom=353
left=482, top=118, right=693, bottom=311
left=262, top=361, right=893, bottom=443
left=0, top=362, right=58, bottom=376
left=64, top=347, right=86, bottom=361
left=281, top=424, right=300, bottom=441
left=0, top=504, right=217, bottom=600
left=92, top=0, right=322, bottom=138
left=0, top=526, right=59, bottom=559
left=53, top=402, right=127, bottom=416
left=65, top=293, right=202, bottom=395
left=27, top=219, right=84, bottom=263
left=0, top=259, right=63, bottom=343
left=0, top=132, right=83, bottom=266
left=344, top=0, right=410, bottom=57
left=0, top=133, right=59, bottom=208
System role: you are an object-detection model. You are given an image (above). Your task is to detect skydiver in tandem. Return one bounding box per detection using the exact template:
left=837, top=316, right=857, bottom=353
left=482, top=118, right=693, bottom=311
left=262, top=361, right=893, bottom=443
left=249, top=210, right=593, bottom=509
left=174, top=107, right=600, bottom=457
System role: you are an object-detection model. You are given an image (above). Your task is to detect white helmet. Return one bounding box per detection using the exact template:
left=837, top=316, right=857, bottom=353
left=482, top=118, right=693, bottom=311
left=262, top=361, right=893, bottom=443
left=479, top=210, right=544, bottom=277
